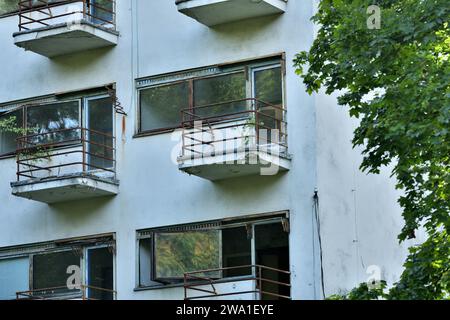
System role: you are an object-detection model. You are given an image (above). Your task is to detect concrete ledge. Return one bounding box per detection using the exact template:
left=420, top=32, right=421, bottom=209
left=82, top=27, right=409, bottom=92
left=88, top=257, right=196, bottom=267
left=178, top=149, right=291, bottom=181
left=11, top=173, right=119, bottom=204
left=13, top=20, right=118, bottom=58
left=176, top=0, right=287, bottom=27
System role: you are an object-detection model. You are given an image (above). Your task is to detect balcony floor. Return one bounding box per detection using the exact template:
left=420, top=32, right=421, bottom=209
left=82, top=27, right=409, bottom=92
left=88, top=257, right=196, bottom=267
left=13, top=20, right=118, bottom=58
left=11, top=173, right=119, bottom=204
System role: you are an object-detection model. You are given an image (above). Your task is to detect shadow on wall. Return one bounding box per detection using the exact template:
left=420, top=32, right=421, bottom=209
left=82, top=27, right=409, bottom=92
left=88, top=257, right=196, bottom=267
left=212, top=171, right=288, bottom=198
left=50, top=46, right=115, bottom=73
left=49, top=195, right=115, bottom=225
left=209, top=15, right=282, bottom=39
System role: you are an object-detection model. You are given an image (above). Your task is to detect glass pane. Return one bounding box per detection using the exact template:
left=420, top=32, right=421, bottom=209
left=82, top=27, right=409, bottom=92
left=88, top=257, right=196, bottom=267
left=91, top=0, right=114, bottom=24
left=0, top=0, right=17, bottom=16
left=154, top=231, right=220, bottom=281
left=32, top=251, right=80, bottom=294
left=26, top=101, right=80, bottom=146
left=0, top=109, right=23, bottom=155
left=87, top=97, right=113, bottom=170
left=0, top=0, right=66, bottom=16
left=255, top=223, right=290, bottom=300
left=222, top=227, right=252, bottom=278
left=0, top=257, right=29, bottom=300
left=139, top=238, right=153, bottom=287
left=194, top=73, right=246, bottom=119
left=254, top=67, right=282, bottom=106
left=140, top=82, right=189, bottom=132
left=87, top=247, right=114, bottom=300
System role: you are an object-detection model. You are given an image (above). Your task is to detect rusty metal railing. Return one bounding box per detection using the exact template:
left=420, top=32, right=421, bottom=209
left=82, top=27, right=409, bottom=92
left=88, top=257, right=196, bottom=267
left=16, top=127, right=116, bottom=182
left=18, top=0, right=116, bottom=31
left=180, top=98, right=288, bottom=160
left=184, top=265, right=291, bottom=300
left=16, top=285, right=117, bottom=300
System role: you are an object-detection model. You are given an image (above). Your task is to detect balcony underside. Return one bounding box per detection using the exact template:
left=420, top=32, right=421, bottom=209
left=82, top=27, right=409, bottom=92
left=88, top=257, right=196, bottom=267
left=13, top=20, right=118, bottom=58
left=176, top=0, right=287, bottom=26
left=178, top=149, right=291, bottom=181
left=11, top=173, right=119, bottom=204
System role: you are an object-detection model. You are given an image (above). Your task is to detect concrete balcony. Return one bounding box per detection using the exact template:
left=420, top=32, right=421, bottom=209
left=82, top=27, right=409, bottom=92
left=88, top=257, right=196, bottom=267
left=178, top=98, right=291, bottom=181
left=13, top=0, right=118, bottom=58
left=11, top=127, right=118, bottom=204
left=175, top=0, right=287, bottom=26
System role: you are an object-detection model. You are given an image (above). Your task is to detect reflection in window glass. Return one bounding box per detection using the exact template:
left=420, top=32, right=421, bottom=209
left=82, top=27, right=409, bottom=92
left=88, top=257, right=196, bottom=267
left=0, top=0, right=17, bottom=16
left=0, top=0, right=66, bottom=16
left=26, top=101, right=80, bottom=145
left=154, top=231, right=220, bottom=281
left=194, top=73, right=246, bottom=118
left=140, top=82, right=189, bottom=132
left=254, top=67, right=283, bottom=106
left=32, top=251, right=80, bottom=293
left=87, top=247, right=114, bottom=300
left=87, top=97, right=113, bottom=170
left=0, top=109, right=23, bottom=156
left=0, top=257, right=29, bottom=300
left=254, top=67, right=284, bottom=136
left=222, top=227, right=252, bottom=277
left=90, top=0, right=114, bottom=25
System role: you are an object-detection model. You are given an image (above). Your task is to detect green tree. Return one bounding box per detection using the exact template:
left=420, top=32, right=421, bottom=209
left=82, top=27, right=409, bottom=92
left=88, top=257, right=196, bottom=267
left=294, top=0, right=449, bottom=299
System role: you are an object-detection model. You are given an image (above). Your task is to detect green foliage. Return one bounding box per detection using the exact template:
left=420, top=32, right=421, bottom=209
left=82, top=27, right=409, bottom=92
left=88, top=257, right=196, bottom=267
left=294, top=0, right=449, bottom=299
left=155, top=231, right=220, bottom=279
left=0, top=116, right=26, bottom=135
left=327, top=281, right=388, bottom=300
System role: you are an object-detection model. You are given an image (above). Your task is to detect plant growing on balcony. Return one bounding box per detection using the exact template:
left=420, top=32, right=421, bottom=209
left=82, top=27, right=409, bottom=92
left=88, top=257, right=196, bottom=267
left=0, top=115, right=51, bottom=178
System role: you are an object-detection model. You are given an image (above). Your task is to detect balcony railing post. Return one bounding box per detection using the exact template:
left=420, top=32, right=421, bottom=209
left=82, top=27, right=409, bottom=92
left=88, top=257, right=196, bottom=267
left=83, top=0, right=87, bottom=20
left=82, top=128, right=86, bottom=173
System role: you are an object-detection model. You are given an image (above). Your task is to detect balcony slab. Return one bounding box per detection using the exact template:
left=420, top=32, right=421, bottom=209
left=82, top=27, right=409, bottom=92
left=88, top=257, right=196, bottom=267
left=178, top=149, right=291, bottom=181
left=175, top=0, right=287, bottom=26
left=13, top=20, right=118, bottom=58
left=11, top=173, right=119, bottom=204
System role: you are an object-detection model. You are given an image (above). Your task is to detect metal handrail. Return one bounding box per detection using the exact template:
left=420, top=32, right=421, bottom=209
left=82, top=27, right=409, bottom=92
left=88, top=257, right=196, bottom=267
left=184, top=265, right=291, bottom=300
left=180, top=98, right=288, bottom=159
left=16, top=285, right=117, bottom=300
left=18, top=0, right=116, bottom=31
left=16, top=127, right=116, bottom=182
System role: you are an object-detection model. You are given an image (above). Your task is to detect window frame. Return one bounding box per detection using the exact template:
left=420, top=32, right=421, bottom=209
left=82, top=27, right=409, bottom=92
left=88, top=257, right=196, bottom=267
left=135, top=58, right=285, bottom=138
left=0, top=107, right=25, bottom=158
left=0, top=92, right=114, bottom=160
left=136, top=212, right=289, bottom=289
left=0, top=235, right=116, bottom=300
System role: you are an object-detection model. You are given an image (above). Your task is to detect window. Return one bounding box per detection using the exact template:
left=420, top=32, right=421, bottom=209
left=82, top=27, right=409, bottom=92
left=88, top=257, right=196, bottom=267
left=137, top=213, right=289, bottom=288
left=0, top=91, right=113, bottom=158
left=85, top=96, right=114, bottom=170
left=26, top=101, right=80, bottom=145
left=0, top=0, right=66, bottom=17
left=0, top=257, right=29, bottom=300
left=0, top=0, right=17, bottom=16
left=140, top=82, right=189, bottom=132
left=0, top=109, right=23, bottom=156
left=137, top=59, right=284, bottom=135
left=33, top=251, right=81, bottom=294
left=86, top=247, right=114, bottom=300
left=0, top=235, right=115, bottom=300
left=154, top=231, right=221, bottom=281
left=89, top=0, right=114, bottom=25
left=193, top=72, right=246, bottom=119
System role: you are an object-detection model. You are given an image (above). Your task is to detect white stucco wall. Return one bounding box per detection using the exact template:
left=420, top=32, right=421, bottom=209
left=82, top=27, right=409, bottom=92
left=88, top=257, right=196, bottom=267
left=0, top=0, right=413, bottom=299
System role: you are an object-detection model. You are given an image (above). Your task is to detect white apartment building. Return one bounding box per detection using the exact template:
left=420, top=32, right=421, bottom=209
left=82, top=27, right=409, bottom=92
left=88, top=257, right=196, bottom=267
left=0, top=0, right=415, bottom=300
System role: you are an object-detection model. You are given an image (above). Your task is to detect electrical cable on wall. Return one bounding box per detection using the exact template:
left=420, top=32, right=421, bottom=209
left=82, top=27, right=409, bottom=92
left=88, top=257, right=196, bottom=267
left=313, top=189, right=326, bottom=298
